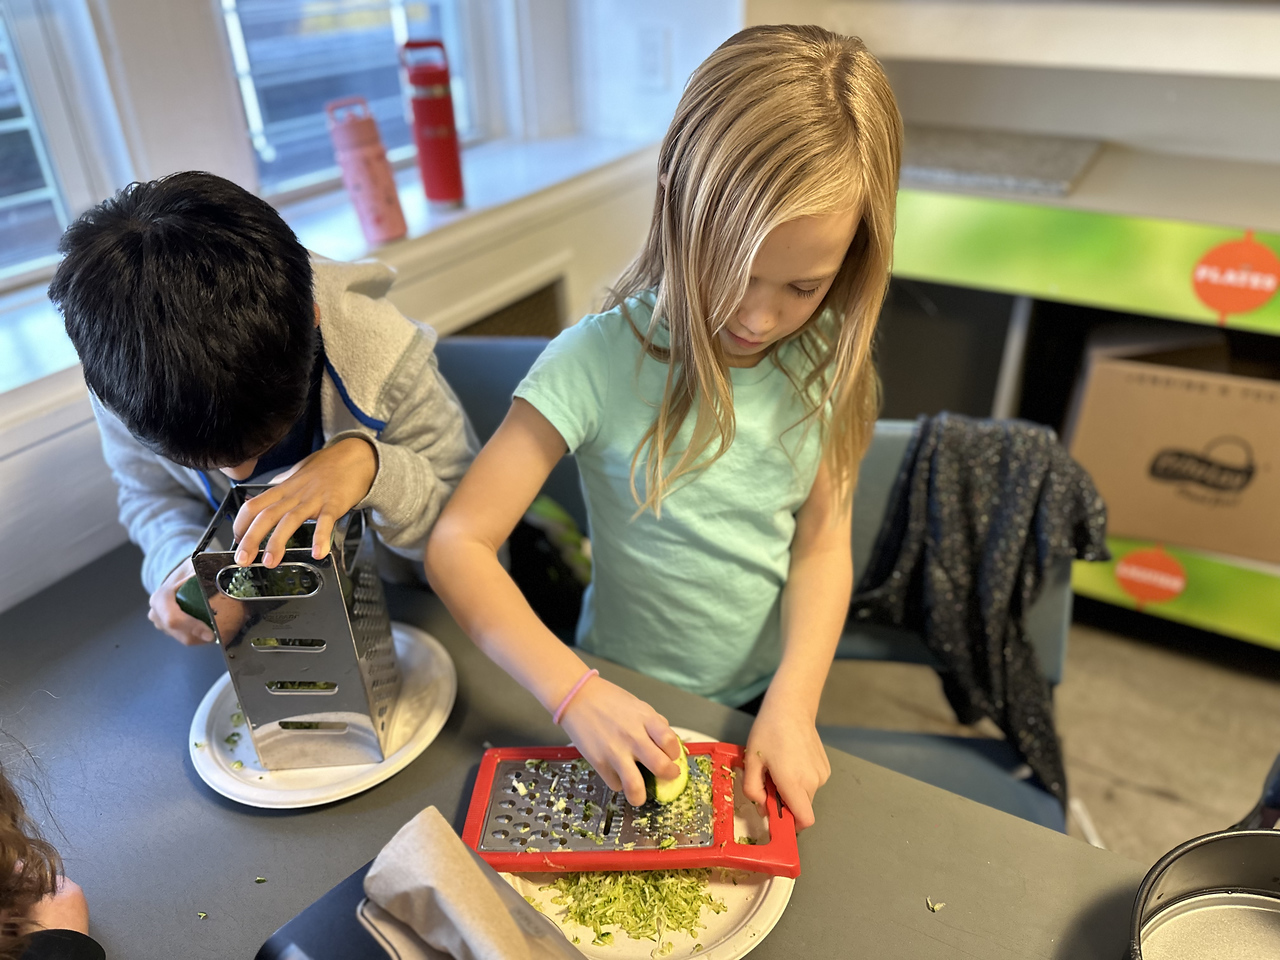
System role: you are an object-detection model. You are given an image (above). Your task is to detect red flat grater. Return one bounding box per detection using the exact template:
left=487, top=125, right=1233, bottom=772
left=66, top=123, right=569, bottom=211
left=461, top=742, right=800, bottom=878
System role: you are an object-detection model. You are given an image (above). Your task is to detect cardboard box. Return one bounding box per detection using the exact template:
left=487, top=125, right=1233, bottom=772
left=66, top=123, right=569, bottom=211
left=1068, top=333, right=1280, bottom=565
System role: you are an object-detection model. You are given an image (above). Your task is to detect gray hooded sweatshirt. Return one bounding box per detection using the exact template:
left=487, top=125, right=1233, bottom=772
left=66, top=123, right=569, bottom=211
left=91, top=257, right=479, bottom=594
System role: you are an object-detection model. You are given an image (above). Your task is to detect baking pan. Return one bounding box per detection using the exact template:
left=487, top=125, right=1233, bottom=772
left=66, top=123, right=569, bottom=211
left=1129, top=752, right=1280, bottom=959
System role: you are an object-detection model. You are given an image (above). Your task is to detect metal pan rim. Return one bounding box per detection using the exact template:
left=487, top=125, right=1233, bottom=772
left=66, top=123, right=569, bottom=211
left=1130, top=829, right=1280, bottom=959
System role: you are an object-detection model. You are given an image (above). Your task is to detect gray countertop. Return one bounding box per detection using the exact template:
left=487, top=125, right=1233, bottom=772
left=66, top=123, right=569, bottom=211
left=0, top=545, right=1146, bottom=959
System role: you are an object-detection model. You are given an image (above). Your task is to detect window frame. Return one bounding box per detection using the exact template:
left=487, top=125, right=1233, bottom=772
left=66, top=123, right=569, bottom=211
left=1, top=0, right=132, bottom=293
left=217, top=0, right=503, bottom=202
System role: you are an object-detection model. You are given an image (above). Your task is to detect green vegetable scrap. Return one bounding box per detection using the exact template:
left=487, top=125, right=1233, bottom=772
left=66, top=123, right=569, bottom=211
left=230, top=711, right=245, bottom=727
left=197, top=912, right=207, bottom=920
left=544, top=870, right=726, bottom=947
left=736, top=836, right=759, bottom=845
left=193, top=742, right=205, bottom=749
left=223, top=565, right=316, bottom=600
left=255, top=877, right=267, bottom=884
left=926, top=897, right=946, bottom=913
left=224, top=732, right=242, bottom=747
left=232, top=760, right=244, bottom=770
left=658, top=836, right=677, bottom=850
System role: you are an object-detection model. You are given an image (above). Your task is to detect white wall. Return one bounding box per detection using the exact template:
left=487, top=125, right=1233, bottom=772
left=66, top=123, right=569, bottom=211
left=575, top=0, right=742, bottom=143
left=747, top=0, right=1280, bottom=167
left=0, top=370, right=125, bottom=612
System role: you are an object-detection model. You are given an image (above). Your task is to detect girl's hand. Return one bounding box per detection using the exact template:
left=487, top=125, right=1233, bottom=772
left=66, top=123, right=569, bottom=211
left=22, top=876, right=90, bottom=935
left=743, top=697, right=831, bottom=831
left=558, top=676, right=683, bottom=807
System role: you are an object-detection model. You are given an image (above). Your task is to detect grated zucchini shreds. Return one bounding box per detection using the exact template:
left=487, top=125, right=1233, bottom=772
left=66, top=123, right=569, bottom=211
left=544, top=870, right=727, bottom=948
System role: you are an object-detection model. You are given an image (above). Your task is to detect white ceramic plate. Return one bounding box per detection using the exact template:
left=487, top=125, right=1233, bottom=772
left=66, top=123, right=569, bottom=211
left=500, top=727, right=796, bottom=960
left=188, top=622, right=456, bottom=808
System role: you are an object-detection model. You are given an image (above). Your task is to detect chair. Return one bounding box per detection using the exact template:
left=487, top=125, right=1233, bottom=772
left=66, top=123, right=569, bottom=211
left=433, top=336, right=587, bottom=532
left=819, top=420, right=1071, bottom=831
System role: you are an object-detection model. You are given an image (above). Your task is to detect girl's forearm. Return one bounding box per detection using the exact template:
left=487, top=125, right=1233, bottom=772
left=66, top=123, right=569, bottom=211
left=769, top=543, right=853, bottom=720
left=426, top=530, right=590, bottom=713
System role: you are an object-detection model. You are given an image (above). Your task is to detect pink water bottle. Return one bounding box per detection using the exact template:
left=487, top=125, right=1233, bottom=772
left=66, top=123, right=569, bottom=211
left=325, top=96, right=408, bottom=246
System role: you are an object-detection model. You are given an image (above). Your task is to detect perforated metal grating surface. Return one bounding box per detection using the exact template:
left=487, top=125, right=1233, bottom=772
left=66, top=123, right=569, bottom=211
left=476, top=757, right=716, bottom=854
left=349, top=561, right=399, bottom=720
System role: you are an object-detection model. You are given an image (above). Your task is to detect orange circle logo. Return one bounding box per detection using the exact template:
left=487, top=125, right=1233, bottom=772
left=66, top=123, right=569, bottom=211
left=1192, top=231, right=1280, bottom=326
left=1115, top=547, right=1186, bottom=607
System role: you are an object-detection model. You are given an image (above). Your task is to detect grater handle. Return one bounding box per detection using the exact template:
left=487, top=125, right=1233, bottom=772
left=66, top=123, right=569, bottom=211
left=710, top=765, right=801, bottom=878
left=744, top=777, right=800, bottom=876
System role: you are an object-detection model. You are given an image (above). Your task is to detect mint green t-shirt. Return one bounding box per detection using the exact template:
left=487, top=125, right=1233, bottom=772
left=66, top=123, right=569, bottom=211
left=514, top=297, right=824, bottom=706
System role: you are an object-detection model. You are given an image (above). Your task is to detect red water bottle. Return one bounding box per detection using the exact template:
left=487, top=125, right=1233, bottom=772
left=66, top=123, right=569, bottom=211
left=402, top=40, right=465, bottom=209
left=325, top=96, right=408, bottom=246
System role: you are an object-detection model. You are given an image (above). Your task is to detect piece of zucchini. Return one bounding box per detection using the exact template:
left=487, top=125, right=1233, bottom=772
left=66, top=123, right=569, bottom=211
left=641, top=740, right=689, bottom=804
left=176, top=577, right=213, bottom=627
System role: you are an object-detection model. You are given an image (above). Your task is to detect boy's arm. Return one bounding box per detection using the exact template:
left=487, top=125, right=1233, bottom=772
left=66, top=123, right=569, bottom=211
left=743, top=458, right=853, bottom=830
left=91, top=394, right=213, bottom=594
left=335, top=331, right=477, bottom=560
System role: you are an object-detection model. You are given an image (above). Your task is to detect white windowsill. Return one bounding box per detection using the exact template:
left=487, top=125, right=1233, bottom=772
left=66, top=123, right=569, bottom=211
left=0, top=133, right=656, bottom=402
left=286, top=134, right=654, bottom=263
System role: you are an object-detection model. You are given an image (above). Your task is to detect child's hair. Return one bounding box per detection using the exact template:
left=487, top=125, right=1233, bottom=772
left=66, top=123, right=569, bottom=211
left=0, top=761, right=61, bottom=960
left=50, top=171, right=317, bottom=470
left=608, top=24, right=902, bottom=513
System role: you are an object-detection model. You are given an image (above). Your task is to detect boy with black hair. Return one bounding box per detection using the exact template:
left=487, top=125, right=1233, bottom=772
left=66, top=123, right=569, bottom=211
left=50, top=171, right=477, bottom=646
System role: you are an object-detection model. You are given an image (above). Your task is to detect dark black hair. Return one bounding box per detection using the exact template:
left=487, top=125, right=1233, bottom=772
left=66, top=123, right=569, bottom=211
left=49, top=171, right=316, bottom=469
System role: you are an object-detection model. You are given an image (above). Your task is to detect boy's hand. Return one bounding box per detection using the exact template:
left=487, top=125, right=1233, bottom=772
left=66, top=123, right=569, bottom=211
left=743, top=696, right=831, bottom=831
left=22, top=876, right=90, bottom=935
left=232, top=438, right=377, bottom=567
left=149, top=558, right=215, bottom=646
left=557, top=676, right=683, bottom=807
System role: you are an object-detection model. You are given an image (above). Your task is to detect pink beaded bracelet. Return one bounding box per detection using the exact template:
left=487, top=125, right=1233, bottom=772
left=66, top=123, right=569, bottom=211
left=552, top=668, right=599, bottom=725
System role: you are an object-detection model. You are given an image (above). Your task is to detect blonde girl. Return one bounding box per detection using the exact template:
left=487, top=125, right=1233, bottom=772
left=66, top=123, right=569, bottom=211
left=426, top=24, right=902, bottom=828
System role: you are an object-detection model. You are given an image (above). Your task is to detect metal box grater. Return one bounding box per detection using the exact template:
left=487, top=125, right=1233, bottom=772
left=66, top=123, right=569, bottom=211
left=190, top=484, right=401, bottom=770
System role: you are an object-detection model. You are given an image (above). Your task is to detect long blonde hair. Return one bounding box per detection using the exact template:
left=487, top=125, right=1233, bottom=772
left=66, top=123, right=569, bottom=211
left=607, top=24, right=902, bottom=514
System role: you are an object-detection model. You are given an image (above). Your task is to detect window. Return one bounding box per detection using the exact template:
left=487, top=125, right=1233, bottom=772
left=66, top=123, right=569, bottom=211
left=221, top=0, right=478, bottom=195
left=0, top=7, right=68, bottom=283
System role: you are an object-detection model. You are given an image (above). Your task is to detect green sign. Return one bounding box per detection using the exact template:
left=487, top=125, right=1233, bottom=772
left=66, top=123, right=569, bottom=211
left=1073, top=537, right=1280, bottom=650
left=894, top=189, right=1280, bottom=333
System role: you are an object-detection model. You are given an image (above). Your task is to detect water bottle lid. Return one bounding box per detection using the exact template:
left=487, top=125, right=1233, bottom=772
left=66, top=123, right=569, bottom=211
left=402, top=40, right=450, bottom=86
left=325, top=96, right=383, bottom=151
